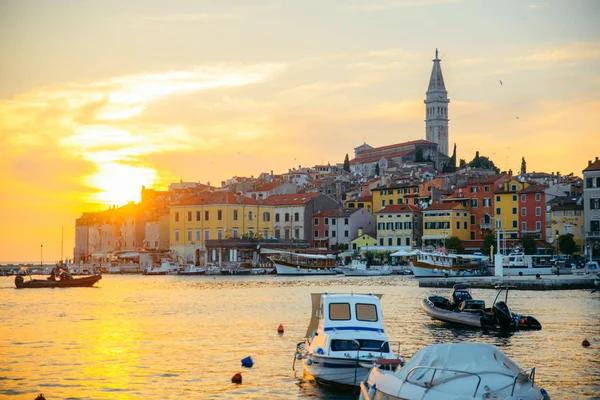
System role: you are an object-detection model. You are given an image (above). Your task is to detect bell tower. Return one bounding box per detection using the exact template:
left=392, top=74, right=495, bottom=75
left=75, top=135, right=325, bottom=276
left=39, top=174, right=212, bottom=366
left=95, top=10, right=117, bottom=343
left=424, top=49, right=449, bottom=156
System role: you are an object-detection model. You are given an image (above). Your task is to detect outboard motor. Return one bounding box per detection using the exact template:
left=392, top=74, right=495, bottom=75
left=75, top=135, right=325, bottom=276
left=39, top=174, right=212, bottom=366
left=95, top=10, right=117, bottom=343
left=493, top=301, right=515, bottom=328
left=14, top=275, right=24, bottom=289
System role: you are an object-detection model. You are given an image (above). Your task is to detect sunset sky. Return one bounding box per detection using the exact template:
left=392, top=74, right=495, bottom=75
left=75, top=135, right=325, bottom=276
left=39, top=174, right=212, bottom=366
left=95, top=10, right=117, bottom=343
left=1, top=0, right=598, bottom=263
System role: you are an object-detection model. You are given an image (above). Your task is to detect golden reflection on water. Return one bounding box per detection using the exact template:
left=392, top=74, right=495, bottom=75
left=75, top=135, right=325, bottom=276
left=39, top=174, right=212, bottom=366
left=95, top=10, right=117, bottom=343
left=0, top=275, right=598, bottom=399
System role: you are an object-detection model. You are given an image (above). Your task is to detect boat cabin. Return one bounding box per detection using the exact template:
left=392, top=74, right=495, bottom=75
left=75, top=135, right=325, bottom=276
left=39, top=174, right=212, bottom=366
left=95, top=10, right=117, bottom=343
left=448, top=284, right=472, bottom=307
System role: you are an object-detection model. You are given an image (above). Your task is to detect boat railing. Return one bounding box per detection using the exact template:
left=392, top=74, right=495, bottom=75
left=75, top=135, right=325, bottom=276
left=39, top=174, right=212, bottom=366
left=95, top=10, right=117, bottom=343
left=510, top=367, right=536, bottom=395
left=404, top=366, right=483, bottom=396
left=381, top=340, right=402, bottom=358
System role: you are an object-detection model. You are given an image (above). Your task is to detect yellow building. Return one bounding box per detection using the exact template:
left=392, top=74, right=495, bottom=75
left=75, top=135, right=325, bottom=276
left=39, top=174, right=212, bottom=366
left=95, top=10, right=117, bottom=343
left=346, top=195, right=373, bottom=213
left=549, top=197, right=585, bottom=251
left=351, top=229, right=378, bottom=251
left=494, top=178, right=528, bottom=239
left=169, top=192, right=273, bottom=265
left=422, top=203, right=471, bottom=245
left=372, top=182, right=420, bottom=214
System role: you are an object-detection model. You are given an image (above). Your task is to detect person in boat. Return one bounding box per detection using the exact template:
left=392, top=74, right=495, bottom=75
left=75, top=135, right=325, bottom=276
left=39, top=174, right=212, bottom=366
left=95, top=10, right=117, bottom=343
left=48, top=268, right=56, bottom=281
left=58, top=266, right=73, bottom=280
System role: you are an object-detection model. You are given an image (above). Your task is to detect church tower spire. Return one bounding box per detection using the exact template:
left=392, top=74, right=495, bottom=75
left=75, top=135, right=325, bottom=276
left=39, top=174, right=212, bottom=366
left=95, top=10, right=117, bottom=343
left=425, top=48, right=449, bottom=156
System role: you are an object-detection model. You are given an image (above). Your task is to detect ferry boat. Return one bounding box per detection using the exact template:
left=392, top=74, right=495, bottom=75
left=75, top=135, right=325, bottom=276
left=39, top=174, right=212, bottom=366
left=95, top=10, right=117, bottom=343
left=267, top=250, right=337, bottom=276
left=294, top=293, right=404, bottom=388
left=410, top=249, right=488, bottom=278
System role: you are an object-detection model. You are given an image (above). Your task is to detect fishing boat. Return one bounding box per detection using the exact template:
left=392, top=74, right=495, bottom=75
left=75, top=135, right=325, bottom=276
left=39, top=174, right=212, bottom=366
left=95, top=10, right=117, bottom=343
left=267, top=250, right=337, bottom=276
left=409, top=249, right=488, bottom=278
left=359, top=343, right=550, bottom=400
left=143, top=261, right=180, bottom=275
left=420, top=284, right=542, bottom=330
left=177, top=264, right=206, bottom=275
left=340, top=259, right=393, bottom=276
left=15, top=274, right=102, bottom=289
left=294, top=293, right=404, bottom=388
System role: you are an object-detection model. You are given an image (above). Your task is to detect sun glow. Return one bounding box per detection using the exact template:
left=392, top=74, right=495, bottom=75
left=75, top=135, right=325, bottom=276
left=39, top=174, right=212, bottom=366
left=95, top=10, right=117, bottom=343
left=84, top=163, right=157, bottom=206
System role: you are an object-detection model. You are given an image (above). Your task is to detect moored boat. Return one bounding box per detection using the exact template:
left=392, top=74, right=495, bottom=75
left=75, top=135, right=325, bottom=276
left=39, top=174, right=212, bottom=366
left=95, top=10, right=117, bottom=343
left=420, top=284, right=542, bottom=330
left=15, top=274, right=102, bottom=289
left=294, top=293, right=404, bottom=388
left=340, top=259, right=393, bottom=276
left=177, top=265, right=206, bottom=275
left=267, top=250, right=337, bottom=276
left=143, top=261, right=180, bottom=275
left=360, top=343, right=551, bottom=400
left=410, top=249, right=488, bottom=278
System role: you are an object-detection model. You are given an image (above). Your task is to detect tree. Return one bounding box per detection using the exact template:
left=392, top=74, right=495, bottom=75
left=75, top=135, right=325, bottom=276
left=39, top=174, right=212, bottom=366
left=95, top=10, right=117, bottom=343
left=459, top=158, right=467, bottom=168
left=451, top=143, right=457, bottom=170
left=444, top=236, right=465, bottom=254
left=343, top=153, right=350, bottom=172
left=481, top=232, right=496, bottom=256
left=521, top=234, right=537, bottom=255
left=468, top=151, right=500, bottom=173
left=415, top=147, right=425, bottom=162
left=520, top=157, right=527, bottom=175
left=375, top=163, right=380, bottom=176
left=558, top=233, right=578, bottom=255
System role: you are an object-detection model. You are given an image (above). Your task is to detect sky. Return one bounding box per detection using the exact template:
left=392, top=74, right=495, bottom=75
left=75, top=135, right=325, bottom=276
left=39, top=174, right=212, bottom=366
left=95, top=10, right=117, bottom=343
left=1, top=0, right=599, bottom=263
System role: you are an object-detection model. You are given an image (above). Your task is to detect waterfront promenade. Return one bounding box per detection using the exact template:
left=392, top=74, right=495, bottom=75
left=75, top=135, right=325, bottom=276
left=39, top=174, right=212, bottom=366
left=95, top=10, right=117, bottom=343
left=418, top=273, right=600, bottom=290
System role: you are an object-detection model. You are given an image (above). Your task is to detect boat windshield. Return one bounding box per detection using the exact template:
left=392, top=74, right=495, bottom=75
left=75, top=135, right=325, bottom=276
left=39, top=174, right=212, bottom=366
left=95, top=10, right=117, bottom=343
left=331, top=339, right=389, bottom=352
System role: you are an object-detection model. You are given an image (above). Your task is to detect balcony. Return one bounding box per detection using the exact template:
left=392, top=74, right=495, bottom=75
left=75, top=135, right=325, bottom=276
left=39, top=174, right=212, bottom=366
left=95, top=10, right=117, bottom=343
left=479, top=223, right=493, bottom=230
left=586, top=231, right=600, bottom=238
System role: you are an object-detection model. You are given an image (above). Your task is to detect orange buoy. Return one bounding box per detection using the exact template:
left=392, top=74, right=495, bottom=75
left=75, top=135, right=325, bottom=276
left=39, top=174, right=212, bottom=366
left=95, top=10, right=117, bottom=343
left=582, top=339, right=591, bottom=347
left=231, top=372, right=242, bottom=383
left=277, top=324, right=284, bottom=334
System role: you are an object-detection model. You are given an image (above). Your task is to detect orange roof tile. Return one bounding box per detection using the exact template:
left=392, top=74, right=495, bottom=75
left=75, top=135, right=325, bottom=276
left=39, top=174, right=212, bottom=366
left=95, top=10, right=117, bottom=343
left=375, top=204, right=421, bottom=213
left=583, top=158, right=600, bottom=172
left=262, top=193, right=321, bottom=205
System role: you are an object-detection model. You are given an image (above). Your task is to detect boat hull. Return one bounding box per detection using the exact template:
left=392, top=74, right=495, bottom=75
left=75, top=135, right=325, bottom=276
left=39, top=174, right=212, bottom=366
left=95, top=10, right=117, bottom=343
left=341, top=268, right=393, bottom=276
left=304, top=354, right=373, bottom=387
left=15, top=275, right=102, bottom=289
left=420, top=298, right=484, bottom=327
left=273, top=261, right=336, bottom=276
left=410, top=262, right=486, bottom=278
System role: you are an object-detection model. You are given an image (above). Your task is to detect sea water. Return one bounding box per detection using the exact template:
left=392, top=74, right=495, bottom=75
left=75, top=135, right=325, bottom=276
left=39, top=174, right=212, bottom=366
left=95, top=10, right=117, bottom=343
left=0, top=275, right=598, bottom=399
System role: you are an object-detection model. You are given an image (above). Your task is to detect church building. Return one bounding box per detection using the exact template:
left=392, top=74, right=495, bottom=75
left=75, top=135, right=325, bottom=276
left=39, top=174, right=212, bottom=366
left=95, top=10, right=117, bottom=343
left=350, top=50, right=451, bottom=177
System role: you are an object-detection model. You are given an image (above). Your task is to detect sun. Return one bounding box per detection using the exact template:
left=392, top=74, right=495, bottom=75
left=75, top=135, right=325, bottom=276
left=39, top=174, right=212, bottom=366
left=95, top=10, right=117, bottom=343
left=85, top=163, right=157, bottom=206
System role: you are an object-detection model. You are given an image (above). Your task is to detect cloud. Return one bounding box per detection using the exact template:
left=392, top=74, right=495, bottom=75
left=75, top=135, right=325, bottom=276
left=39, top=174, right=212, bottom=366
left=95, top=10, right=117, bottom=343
left=509, top=42, right=600, bottom=64
left=347, top=0, right=462, bottom=11
left=141, top=13, right=240, bottom=22
left=528, top=4, right=544, bottom=9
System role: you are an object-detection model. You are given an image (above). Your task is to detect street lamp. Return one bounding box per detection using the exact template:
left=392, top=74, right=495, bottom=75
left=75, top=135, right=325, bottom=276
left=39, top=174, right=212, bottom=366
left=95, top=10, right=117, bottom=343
left=40, top=244, right=43, bottom=269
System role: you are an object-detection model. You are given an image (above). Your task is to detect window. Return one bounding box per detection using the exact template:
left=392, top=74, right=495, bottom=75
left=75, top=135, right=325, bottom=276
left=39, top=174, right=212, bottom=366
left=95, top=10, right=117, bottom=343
left=512, top=207, right=517, bottom=215
left=522, top=222, right=527, bottom=231
left=536, top=207, right=541, bottom=216
left=511, top=184, right=517, bottom=191
left=329, top=303, right=350, bottom=320
left=587, top=177, right=593, bottom=188
left=196, top=211, right=201, bottom=221
left=496, top=208, right=501, bottom=215
left=388, top=238, right=392, bottom=246
left=332, top=231, right=336, bottom=238
left=381, top=200, right=385, bottom=207
left=232, top=228, right=238, bottom=239
left=521, top=208, right=527, bottom=216
left=521, top=194, right=526, bottom=202
left=325, top=218, right=329, bottom=225
left=484, top=186, right=490, bottom=192
left=217, top=229, right=223, bottom=240
left=263, top=212, right=270, bottom=222
left=205, top=229, right=210, bottom=241
left=294, top=229, right=299, bottom=239
left=175, top=212, right=179, bottom=222
left=314, top=230, right=318, bottom=238
left=464, top=221, right=467, bottom=229
left=233, top=210, right=238, bottom=220
left=325, top=230, right=329, bottom=237
left=470, top=187, right=477, bottom=193
left=263, top=229, right=268, bottom=239
left=512, top=195, right=517, bottom=202
left=535, top=193, right=541, bottom=201
left=456, top=221, right=460, bottom=229
left=471, top=199, right=478, bottom=208
left=285, top=213, right=290, bottom=222
left=344, top=230, right=349, bottom=237
left=174, top=230, right=180, bottom=242
left=512, top=220, right=518, bottom=228
left=590, top=198, right=600, bottom=210
left=483, top=198, right=491, bottom=207
left=285, top=229, right=290, bottom=240
left=397, top=238, right=402, bottom=246
left=332, top=219, right=336, bottom=226
left=196, top=229, right=201, bottom=241
left=217, top=210, right=222, bottom=220
left=294, top=212, right=299, bottom=222
left=188, top=212, right=192, bottom=222
left=536, top=221, right=541, bottom=231
left=496, top=195, right=501, bottom=202
left=275, top=229, right=281, bottom=239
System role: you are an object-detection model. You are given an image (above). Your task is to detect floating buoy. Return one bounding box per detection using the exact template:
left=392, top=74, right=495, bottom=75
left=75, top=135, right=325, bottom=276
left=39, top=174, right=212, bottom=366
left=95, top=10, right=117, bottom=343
left=277, top=324, right=284, bottom=334
left=231, top=372, right=242, bottom=383
left=582, top=339, right=591, bottom=347
left=241, top=356, right=254, bottom=368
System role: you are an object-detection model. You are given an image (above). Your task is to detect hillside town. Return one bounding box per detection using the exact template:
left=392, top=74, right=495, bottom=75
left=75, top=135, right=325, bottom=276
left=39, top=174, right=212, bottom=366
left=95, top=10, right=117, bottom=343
left=71, top=51, right=600, bottom=271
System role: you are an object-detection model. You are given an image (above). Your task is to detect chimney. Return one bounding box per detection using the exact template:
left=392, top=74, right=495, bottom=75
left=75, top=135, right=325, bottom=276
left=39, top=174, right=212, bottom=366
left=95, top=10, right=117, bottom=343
left=589, top=160, right=593, bottom=166
left=596, top=157, right=599, bottom=161
left=508, top=169, right=512, bottom=177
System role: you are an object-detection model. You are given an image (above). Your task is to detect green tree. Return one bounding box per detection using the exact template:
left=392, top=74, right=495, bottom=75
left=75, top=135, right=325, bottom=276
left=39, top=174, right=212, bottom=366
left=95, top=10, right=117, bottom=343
left=450, top=143, right=457, bottom=170
left=415, top=147, right=424, bottom=162
left=459, top=158, right=466, bottom=168
left=558, top=233, right=578, bottom=255
left=520, top=157, right=527, bottom=175
left=521, top=234, right=537, bottom=255
left=375, top=163, right=380, bottom=176
left=444, top=236, right=465, bottom=254
left=343, top=153, right=350, bottom=172
left=481, top=232, right=496, bottom=256
left=468, top=151, right=500, bottom=173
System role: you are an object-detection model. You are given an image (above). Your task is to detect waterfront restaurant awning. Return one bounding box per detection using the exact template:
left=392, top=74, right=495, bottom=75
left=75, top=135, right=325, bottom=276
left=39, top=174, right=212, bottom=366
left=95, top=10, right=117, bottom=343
left=391, top=249, right=421, bottom=257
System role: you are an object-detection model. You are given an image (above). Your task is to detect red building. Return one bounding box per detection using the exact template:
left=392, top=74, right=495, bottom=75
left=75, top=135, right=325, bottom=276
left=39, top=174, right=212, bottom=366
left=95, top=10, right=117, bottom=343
left=518, top=185, right=548, bottom=240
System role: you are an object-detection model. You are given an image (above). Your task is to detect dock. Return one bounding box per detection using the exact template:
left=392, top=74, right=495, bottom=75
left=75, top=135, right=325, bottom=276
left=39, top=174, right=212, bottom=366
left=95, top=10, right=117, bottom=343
left=417, top=274, right=599, bottom=290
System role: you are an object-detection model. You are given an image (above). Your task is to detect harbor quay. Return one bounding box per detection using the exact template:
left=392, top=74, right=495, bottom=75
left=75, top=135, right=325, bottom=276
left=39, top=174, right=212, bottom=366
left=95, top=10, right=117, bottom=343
left=418, top=274, right=600, bottom=290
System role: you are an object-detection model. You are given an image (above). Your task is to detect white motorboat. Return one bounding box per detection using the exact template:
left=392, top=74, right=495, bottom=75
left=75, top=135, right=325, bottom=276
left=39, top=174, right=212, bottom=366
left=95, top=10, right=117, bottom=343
left=501, top=247, right=559, bottom=276
left=267, top=250, right=337, bottom=276
left=360, top=343, right=550, bottom=400
left=340, top=259, right=393, bottom=276
left=409, top=249, right=488, bottom=278
left=143, top=261, right=180, bottom=275
left=294, top=293, right=404, bottom=388
left=178, top=264, right=206, bottom=275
